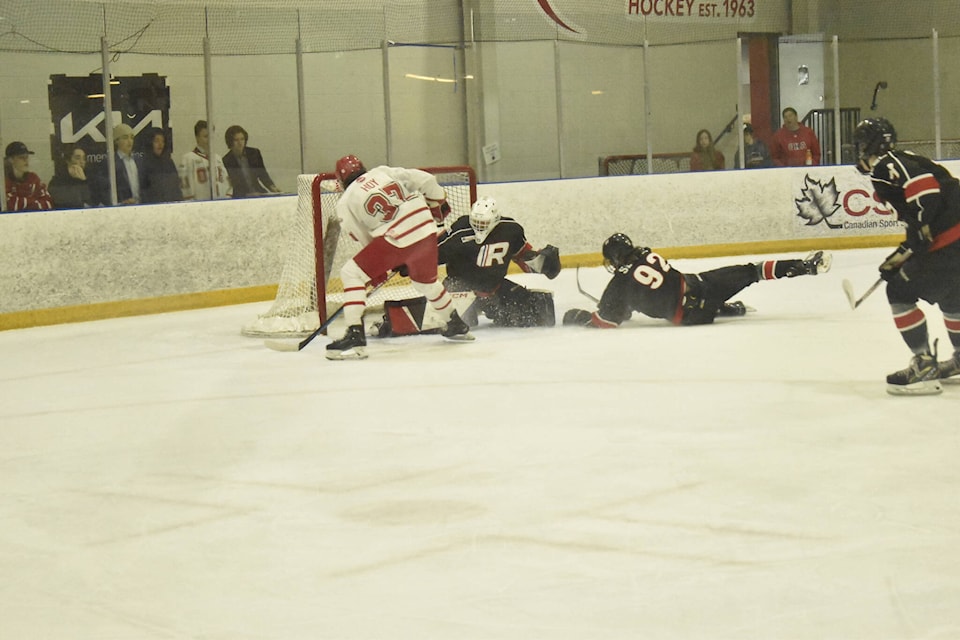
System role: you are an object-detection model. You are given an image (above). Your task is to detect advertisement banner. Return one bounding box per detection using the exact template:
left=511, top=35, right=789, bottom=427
left=47, top=73, right=171, bottom=176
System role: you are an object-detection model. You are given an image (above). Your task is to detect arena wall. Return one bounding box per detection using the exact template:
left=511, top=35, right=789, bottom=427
left=5, top=161, right=951, bottom=331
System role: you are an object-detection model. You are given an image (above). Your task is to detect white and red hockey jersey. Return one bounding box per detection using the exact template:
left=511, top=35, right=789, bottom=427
left=179, top=148, right=231, bottom=200
left=334, top=165, right=446, bottom=249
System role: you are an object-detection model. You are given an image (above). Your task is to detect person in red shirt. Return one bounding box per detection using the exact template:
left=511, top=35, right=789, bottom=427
left=770, top=107, right=821, bottom=167
left=4, top=141, right=53, bottom=212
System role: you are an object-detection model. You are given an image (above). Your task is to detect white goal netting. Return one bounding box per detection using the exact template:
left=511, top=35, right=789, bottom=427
left=241, top=166, right=477, bottom=338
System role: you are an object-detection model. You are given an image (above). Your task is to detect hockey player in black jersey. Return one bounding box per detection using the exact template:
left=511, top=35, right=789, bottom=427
left=853, top=117, right=960, bottom=395
left=373, top=196, right=561, bottom=336
left=438, top=196, right=560, bottom=327
left=564, top=232, right=831, bottom=328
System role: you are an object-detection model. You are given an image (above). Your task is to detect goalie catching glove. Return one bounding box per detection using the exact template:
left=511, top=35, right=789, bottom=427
left=519, top=244, right=562, bottom=279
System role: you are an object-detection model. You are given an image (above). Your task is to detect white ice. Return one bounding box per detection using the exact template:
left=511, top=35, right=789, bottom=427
left=2, top=247, right=959, bottom=640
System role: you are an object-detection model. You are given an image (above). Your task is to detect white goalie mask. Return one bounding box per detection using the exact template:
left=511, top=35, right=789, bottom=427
left=469, top=196, right=501, bottom=243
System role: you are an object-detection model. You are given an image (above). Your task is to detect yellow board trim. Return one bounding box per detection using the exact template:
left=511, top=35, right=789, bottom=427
left=0, top=234, right=901, bottom=332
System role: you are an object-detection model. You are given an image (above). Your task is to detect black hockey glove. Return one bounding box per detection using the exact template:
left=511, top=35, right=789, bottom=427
left=563, top=308, right=593, bottom=326
left=879, top=244, right=912, bottom=283
left=538, top=245, right=561, bottom=279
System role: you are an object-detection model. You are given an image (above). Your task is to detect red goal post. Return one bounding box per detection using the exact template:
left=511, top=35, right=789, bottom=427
left=242, top=165, right=477, bottom=338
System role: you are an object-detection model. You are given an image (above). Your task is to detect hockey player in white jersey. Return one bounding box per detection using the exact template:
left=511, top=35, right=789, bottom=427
left=180, top=120, right=231, bottom=200
left=325, top=155, right=473, bottom=360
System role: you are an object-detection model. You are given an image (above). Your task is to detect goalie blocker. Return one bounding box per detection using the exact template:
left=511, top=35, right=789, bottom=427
left=376, top=287, right=556, bottom=337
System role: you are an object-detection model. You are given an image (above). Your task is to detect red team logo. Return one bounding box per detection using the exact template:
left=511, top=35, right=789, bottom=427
left=537, top=0, right=579, bottom=33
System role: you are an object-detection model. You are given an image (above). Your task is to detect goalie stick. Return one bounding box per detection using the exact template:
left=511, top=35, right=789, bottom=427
left=575, top=266, right=601, bottom=304
left=265, top=272, right=397, bottom=352
left=842, top=277, right=883, bottom=310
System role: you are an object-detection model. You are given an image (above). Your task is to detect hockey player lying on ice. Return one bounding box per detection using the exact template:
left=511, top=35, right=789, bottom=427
left=564, top=232, right=831, bottom=328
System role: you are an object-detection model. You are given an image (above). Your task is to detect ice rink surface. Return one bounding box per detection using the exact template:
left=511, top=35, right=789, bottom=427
left=2, top=247, right=959, bottom=639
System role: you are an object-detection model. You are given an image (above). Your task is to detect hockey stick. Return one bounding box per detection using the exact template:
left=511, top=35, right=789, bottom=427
left=842, top=277, right=883, bottom=310
left=265, top=272, right=396, bottom=352
left=575, top=266, right=600, bottom=304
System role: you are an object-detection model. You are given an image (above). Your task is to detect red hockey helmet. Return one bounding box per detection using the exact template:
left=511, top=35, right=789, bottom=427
left=335, top=155, right=365, bottom=187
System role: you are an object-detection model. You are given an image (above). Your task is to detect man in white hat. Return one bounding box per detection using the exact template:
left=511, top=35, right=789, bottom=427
left=91, top=123, right=144, bottom=206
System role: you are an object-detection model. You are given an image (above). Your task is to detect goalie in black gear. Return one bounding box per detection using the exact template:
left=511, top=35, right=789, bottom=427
left=440, top=196, right=560, bottom=328
left=375, top=197, right=560, bottom=336
left=563, top=232, right=831, bottom=329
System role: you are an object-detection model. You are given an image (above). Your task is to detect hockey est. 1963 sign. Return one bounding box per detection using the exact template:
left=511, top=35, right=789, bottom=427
left=536, top=0, right=759, bottom=34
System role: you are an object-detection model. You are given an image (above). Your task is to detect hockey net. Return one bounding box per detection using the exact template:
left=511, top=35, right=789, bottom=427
left=241, top=165, right=477, bottom=338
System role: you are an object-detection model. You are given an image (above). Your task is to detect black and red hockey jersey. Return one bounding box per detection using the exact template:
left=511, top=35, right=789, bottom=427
left=438, top=215, right=533, bottom=293
left=596, top=248, right=685, bottom=326
left=869, top=149, right=960, bottom=253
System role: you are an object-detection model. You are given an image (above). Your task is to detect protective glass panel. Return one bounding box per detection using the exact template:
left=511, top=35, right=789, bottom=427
left=386, top=44, right=468, bottom=168
left=647, top=39, right=738, bottom=174
left=557, top=42, right=645, bottom=179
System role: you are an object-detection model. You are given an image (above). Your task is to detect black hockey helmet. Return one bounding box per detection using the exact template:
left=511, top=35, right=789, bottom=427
left=853, top=118, right=896, bottom=164
left=602, top=233, right=634, bottom=272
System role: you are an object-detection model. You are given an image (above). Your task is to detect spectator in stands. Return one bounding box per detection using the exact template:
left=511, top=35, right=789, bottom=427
left=141, top=128, right=183, bottom=204
left=48, top=144, right=93, bottom=209
left=222, top=125, right=281, bottom=198
left=734, top=123, right=773, bottom=169
left=4, top=141, right=54, bottom=212
left=91, top=123, right=144, bottom=206
left=689, top=129, right=725, bottom=172
left=770, top=107, right=821, bottom=166
left=181, top=120, right=231, bottom=200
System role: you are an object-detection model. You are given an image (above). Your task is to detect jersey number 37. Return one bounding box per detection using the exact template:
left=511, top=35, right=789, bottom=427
left=363, top=181, right=407, bottom=223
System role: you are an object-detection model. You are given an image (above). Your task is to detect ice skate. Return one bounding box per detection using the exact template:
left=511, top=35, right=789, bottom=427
left=937, top=351, right=960, bottom=383
left=325, top=324, right=367, bottom=360
left=718, top=301, right=749, bottom=316
left=886, top=348, right=942, bottom=395
left=801, top=250, right=832, bottom=275
left=441, top=310, right=474, bottom=341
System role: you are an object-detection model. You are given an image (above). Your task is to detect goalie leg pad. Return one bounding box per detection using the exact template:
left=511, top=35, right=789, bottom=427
left=378, top=292, right=477, bottom=336
left=490, top=284, right=556, bottom=327
left=382, top=297, right=440, bottom=336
